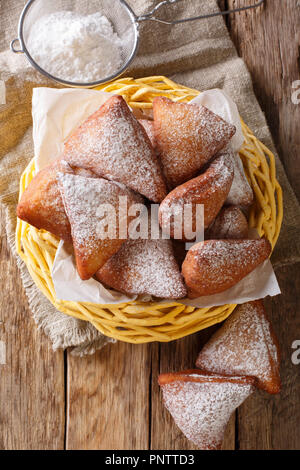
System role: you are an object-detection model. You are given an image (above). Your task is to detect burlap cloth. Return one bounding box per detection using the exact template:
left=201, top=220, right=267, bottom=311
left=1, top=0, right=299, bottom=355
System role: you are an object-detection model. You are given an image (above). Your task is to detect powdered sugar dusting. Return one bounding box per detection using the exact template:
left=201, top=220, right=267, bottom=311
left=139, top=119, right=157, bottom=151
left=58, top=172, right=140, bottom=257
left=97, top=235, right=187, bottom=299
left=184, top=239, right=271, bottom=296
left=225, top=150, right=253, bottom=206
left=63, top=96, right=166, bottom=202
left=153, top=97, right=236, bottom=187
left=159, top=152, right=234, bottom=236
left=196, top=301, right=280, bottom=393
left=206, top=205, right=248, bottom=240
left=26, top=11, right=123, bottom=83
left=161, top=374, right=254, bottom=449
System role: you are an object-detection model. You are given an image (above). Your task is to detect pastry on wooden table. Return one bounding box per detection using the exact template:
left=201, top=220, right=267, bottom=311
left=17, top=159, right=95, bottom=242
left=158, top=369, right=256, bottom=450
left=62, top=95, right=167, bottom=202
left=196, top=300, right=281, bottom=394
left=153, top=96, right=236, bottom=188
left=96, top=225, right=187, bottom=299
left=58, top=172, right=143, bottom=280
left=182, top=238, right=272, bottom=298
left=158, top=152, right=234, bottom=240
left=226, top=151, right=254, bottom=207
left=205, top=205, right=249, bottom=240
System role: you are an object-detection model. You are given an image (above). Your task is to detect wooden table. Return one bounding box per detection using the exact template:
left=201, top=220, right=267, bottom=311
left=1, top=0, right=299, bottom=450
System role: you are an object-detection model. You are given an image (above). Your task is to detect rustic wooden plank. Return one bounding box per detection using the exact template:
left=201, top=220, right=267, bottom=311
left=0, top=207, right=65, bottom=450
left=150, top=330, right=236, bottom=450
left=227, top=0, right=300, bottom=201
left=237, top=264, right=300, bottom=450
left=66, top=341, right=151, bottom=450
left=225, top=0, right=300, bottom=450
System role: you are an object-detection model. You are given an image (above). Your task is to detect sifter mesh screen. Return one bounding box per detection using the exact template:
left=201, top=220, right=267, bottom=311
left=21, top=0, right=138, bottom=85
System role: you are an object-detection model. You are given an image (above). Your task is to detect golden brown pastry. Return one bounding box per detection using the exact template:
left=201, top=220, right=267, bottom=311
left=96, top=225, right=187, bottom=299
left=158, top=369, right=255, bottom=450
left=205, top=205, right=248, bottom=240
left=225, top=151, right=254, bottom=206
left=153, top=96, right=236, bottom=188
left=138, top=119, right=157, bottom=151
left=182, top=238, right=272, bottom=298
left=62, top=95, right=167, bottom=202
left=58, top=172, right=143, bottom=280
left=196, top=300, right=281, bottom=394
left=158, top=152, right=234, bottom=241
left=16, top=159, right=95, bottom=242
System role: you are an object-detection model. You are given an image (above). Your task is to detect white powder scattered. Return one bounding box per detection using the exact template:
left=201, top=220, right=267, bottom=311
left=161, top=372, right=254, bottom=449
left=196, top=301, right=281, bottom=393
left=26, top=11, right=123, bottom=82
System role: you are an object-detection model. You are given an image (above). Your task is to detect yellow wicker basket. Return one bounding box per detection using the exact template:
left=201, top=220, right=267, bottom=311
left=15, top=76, right=283, bottom=344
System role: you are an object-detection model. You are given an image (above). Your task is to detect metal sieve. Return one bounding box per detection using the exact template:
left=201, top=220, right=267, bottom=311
left=10, top=0, right=264, bottom=88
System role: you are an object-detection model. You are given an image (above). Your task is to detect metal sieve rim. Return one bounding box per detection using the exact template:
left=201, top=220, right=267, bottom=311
left=13, top=0, right=140, bottom=88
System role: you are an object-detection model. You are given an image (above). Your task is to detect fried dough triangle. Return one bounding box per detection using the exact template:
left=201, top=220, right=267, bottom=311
left=96, top=224, right=187, bottom=299
left=205, top=205, right=249, bottom=240
left=158, top=370, right=255, bottom=450
left=158, top=152, right=234, bottom=240
left=16, top=159, right=95, bottom=243
left=196, top=300, right=281, bottom=394
left=182, top=238, right=272, bottom=298
left=62, top=95, right=167, bottom=202
left=153, top=97, right=236, bottom=188
left=58, top=172, right=142, bottom=280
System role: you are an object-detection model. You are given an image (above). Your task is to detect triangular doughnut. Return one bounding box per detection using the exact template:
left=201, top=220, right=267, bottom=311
left=153, top=97, right=236, bottom=188
left=205, top=205, right=248, bottom=240
left=139, top=119, right=157, bottom=151
left=17, top=159, right=95, bottom=242
left=96, top=222, right=187, bottom=299
left=62, top=95, right=167, bottom=202
left=158, top=152, right=234, bottom=240
left=158, top=370, right=255, bottom=450
left=58, top=172, right=143, bottom=280
left=226, top=151, right=254, bottom=207
left=182, top=238, right=272, bottom=298
left=196, top=300, right=281, bottom=394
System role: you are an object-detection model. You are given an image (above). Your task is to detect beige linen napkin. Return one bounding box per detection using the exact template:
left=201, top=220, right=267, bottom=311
left=1, top=0, right=299, bottom=355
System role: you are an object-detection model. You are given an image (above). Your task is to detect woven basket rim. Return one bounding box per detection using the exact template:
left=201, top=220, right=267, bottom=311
left=15, top=76, right=283, bottom=343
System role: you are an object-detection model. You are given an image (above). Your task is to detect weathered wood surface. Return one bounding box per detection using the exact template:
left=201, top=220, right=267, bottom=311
left=226, top=0, right=300, bottom=450
left=227, top=0, right=300, bottom=201
left=66, top=342, right=151, bottom=450
left=0, top=0, right=299, bottom=450
left=0, top=211, right=65, bottom=450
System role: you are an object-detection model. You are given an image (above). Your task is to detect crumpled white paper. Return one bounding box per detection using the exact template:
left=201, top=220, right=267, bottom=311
left=31, top=87, right=280, bottom=305
left=32, top=87, right=114, bottom=171
left=52, top=241, right=136, bottom=303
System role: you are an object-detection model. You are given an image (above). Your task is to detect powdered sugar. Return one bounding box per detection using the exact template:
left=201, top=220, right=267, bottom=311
left=183, top=238, right=271, bottom=297
left=193, top=239, right=268, bottom=277
left=206, top=205, right=248, bottom=240
left=26, top=11, right=123, bottom=83
left=63, top=95, right=167, bottom=202
left=153, top=97, right=236, bottom=187
left=158, top=152, right=234, bottom=238
left=160, top=372, right=254, bottom=449
left=97, top=223, right=187, bottom=299
left=57, top=172, right=143, bottom=281
left=196, top=301, right=280, bottom=393
left=225, top=151, right=253, bottom=206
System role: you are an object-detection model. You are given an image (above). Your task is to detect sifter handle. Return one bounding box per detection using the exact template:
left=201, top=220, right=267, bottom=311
left=137, top=0, right=265, bottom=25
left=10, top=38, right=24, bottom=54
